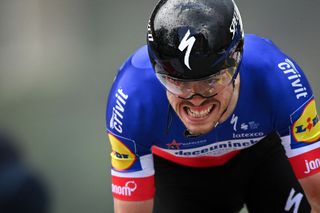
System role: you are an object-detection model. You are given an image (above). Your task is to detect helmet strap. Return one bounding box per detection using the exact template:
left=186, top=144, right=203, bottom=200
left=216, top=72, right=238, bottom=127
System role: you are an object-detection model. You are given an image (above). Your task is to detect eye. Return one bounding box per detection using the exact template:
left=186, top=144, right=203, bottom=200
left=206, top=78, right=219, bottom=86
left=165, top=77, right=189, bottom=91
left=206, top=69, right=233, bottom=86
left=206, top=72, right=224, bottom=85
left=166, top=77, right=183, bottom=87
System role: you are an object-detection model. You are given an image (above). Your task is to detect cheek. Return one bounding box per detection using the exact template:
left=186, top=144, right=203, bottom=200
left=218, top=88, right=233, bottom=105
left=167, top=92, right=181, bottom=110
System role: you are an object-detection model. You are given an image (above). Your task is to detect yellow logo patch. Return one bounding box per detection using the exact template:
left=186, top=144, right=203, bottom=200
left=108, top=133, right=136, bottom=171
left=292, top=99, right=320, bottom=143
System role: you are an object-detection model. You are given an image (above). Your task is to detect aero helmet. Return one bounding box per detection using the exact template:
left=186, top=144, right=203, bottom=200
left=147, top=0, right=244, bottom=98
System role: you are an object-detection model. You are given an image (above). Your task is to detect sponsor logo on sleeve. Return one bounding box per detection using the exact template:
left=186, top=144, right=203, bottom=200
left=288, top=148, right=320, bottom=178
left=304, top=157, right=320, bottom=174
left=108, top=133, right=136, bottom=171
left=278, top=58, right=308, bottom=100
left=110, top=88, right=129, bottom=134
left=291, top=98, right=320, bottom=147
left=112, top=181, right=137, bottom=197
left=111, top=175, right=155, bottom=201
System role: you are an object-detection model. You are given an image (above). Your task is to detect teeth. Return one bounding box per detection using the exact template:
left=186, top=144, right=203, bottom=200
left=187, top=105, right=213, bottom=118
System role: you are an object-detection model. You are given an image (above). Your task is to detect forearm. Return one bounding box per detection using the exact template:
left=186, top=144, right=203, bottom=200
left=299, top=173, right=320, bottom=213
left=306, top=193, right=320, bottom=213
left=310, top=202, right=320, bottom=213
left=114, top=198, right=154, bottom=213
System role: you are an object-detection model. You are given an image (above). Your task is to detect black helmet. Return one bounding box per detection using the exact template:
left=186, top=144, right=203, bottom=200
left=147, top=0, right=244, bottom=81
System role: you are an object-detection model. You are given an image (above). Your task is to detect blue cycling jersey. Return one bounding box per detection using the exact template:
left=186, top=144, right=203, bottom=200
left=106, top=34, right=320, bottom=201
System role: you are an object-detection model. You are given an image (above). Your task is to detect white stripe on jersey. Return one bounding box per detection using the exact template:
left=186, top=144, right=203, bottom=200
left=111, top=154, right=154, bottom=178
left=281, top=135, right=320, bottom=158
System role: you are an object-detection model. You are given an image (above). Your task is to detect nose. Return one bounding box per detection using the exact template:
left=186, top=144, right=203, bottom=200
left=187, top=94, right=206, bottom=106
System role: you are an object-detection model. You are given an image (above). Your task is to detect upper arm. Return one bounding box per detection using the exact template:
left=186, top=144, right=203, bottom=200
left=109, top=133, right=155, bottom=201
left=107, top=125, right=156, bottom=202
left=106, top=52, right=162, bottom=202
left=278, top=97, right=320, bottom=179
left=270, top=57, right=320, bottom=179
left=271, top=56, right=320, bottom=210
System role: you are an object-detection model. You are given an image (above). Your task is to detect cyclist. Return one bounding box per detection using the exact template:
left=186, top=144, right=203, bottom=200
left=106, top=0, right=320, bottom=212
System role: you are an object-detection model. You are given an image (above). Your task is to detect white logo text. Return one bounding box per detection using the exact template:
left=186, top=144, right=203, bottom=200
left=110, top=89, right=128, bottom=134
left=230, top=114, right=238, bottom=131
left=278, top=59, right=308, bottom=99
left=304, top=158, right=320, bottom=174
left=112, top=181, right=137, bottom=197
left=174, top=139, right=259, bottom=156
left=147, top=21, right=154, bottom=42
left=285, top=188, right=303, bottom=213
left=230, top=0, right=242, bottom=39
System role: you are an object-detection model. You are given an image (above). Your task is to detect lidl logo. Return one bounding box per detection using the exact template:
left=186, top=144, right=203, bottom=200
left=295, top=117, right=319, bottom=134
left=108, top=133, right=136, bottom=171
left=292, top=99, right=320, bottom=143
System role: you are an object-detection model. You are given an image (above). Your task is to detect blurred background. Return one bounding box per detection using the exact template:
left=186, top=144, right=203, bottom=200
left=0, top=0, right=318, bottom=212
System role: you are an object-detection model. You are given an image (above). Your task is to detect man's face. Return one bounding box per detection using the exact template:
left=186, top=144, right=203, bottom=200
left=166, top=83, right=235, bottom=135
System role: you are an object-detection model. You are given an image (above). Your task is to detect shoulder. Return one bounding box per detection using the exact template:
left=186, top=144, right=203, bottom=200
left=242, top=34, right=287, bottom=69
left=241, top=34, right=314, bottom=128
left=110, top=45, right=158, bottom=94
left=106, top=45, right=168, bottom=148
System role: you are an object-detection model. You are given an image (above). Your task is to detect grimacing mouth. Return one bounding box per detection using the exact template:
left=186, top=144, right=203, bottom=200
left=182, top=101, right=219, bottom=119
left=183, top=105, right=214, bottom=118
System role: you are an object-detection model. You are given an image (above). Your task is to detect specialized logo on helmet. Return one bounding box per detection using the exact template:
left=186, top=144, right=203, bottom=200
left=292, top=99, right=320, bottom=143
left=147, top=20, right=154, bottom=42
left=108, top=133, right=136, bottom=171
left=230, top=0, right=243, bottom=39
left=178, top=30, right=196, bottom=70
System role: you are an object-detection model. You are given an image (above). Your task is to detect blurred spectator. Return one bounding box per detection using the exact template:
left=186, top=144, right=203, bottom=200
left=0, top=132, right=49, bottom=213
